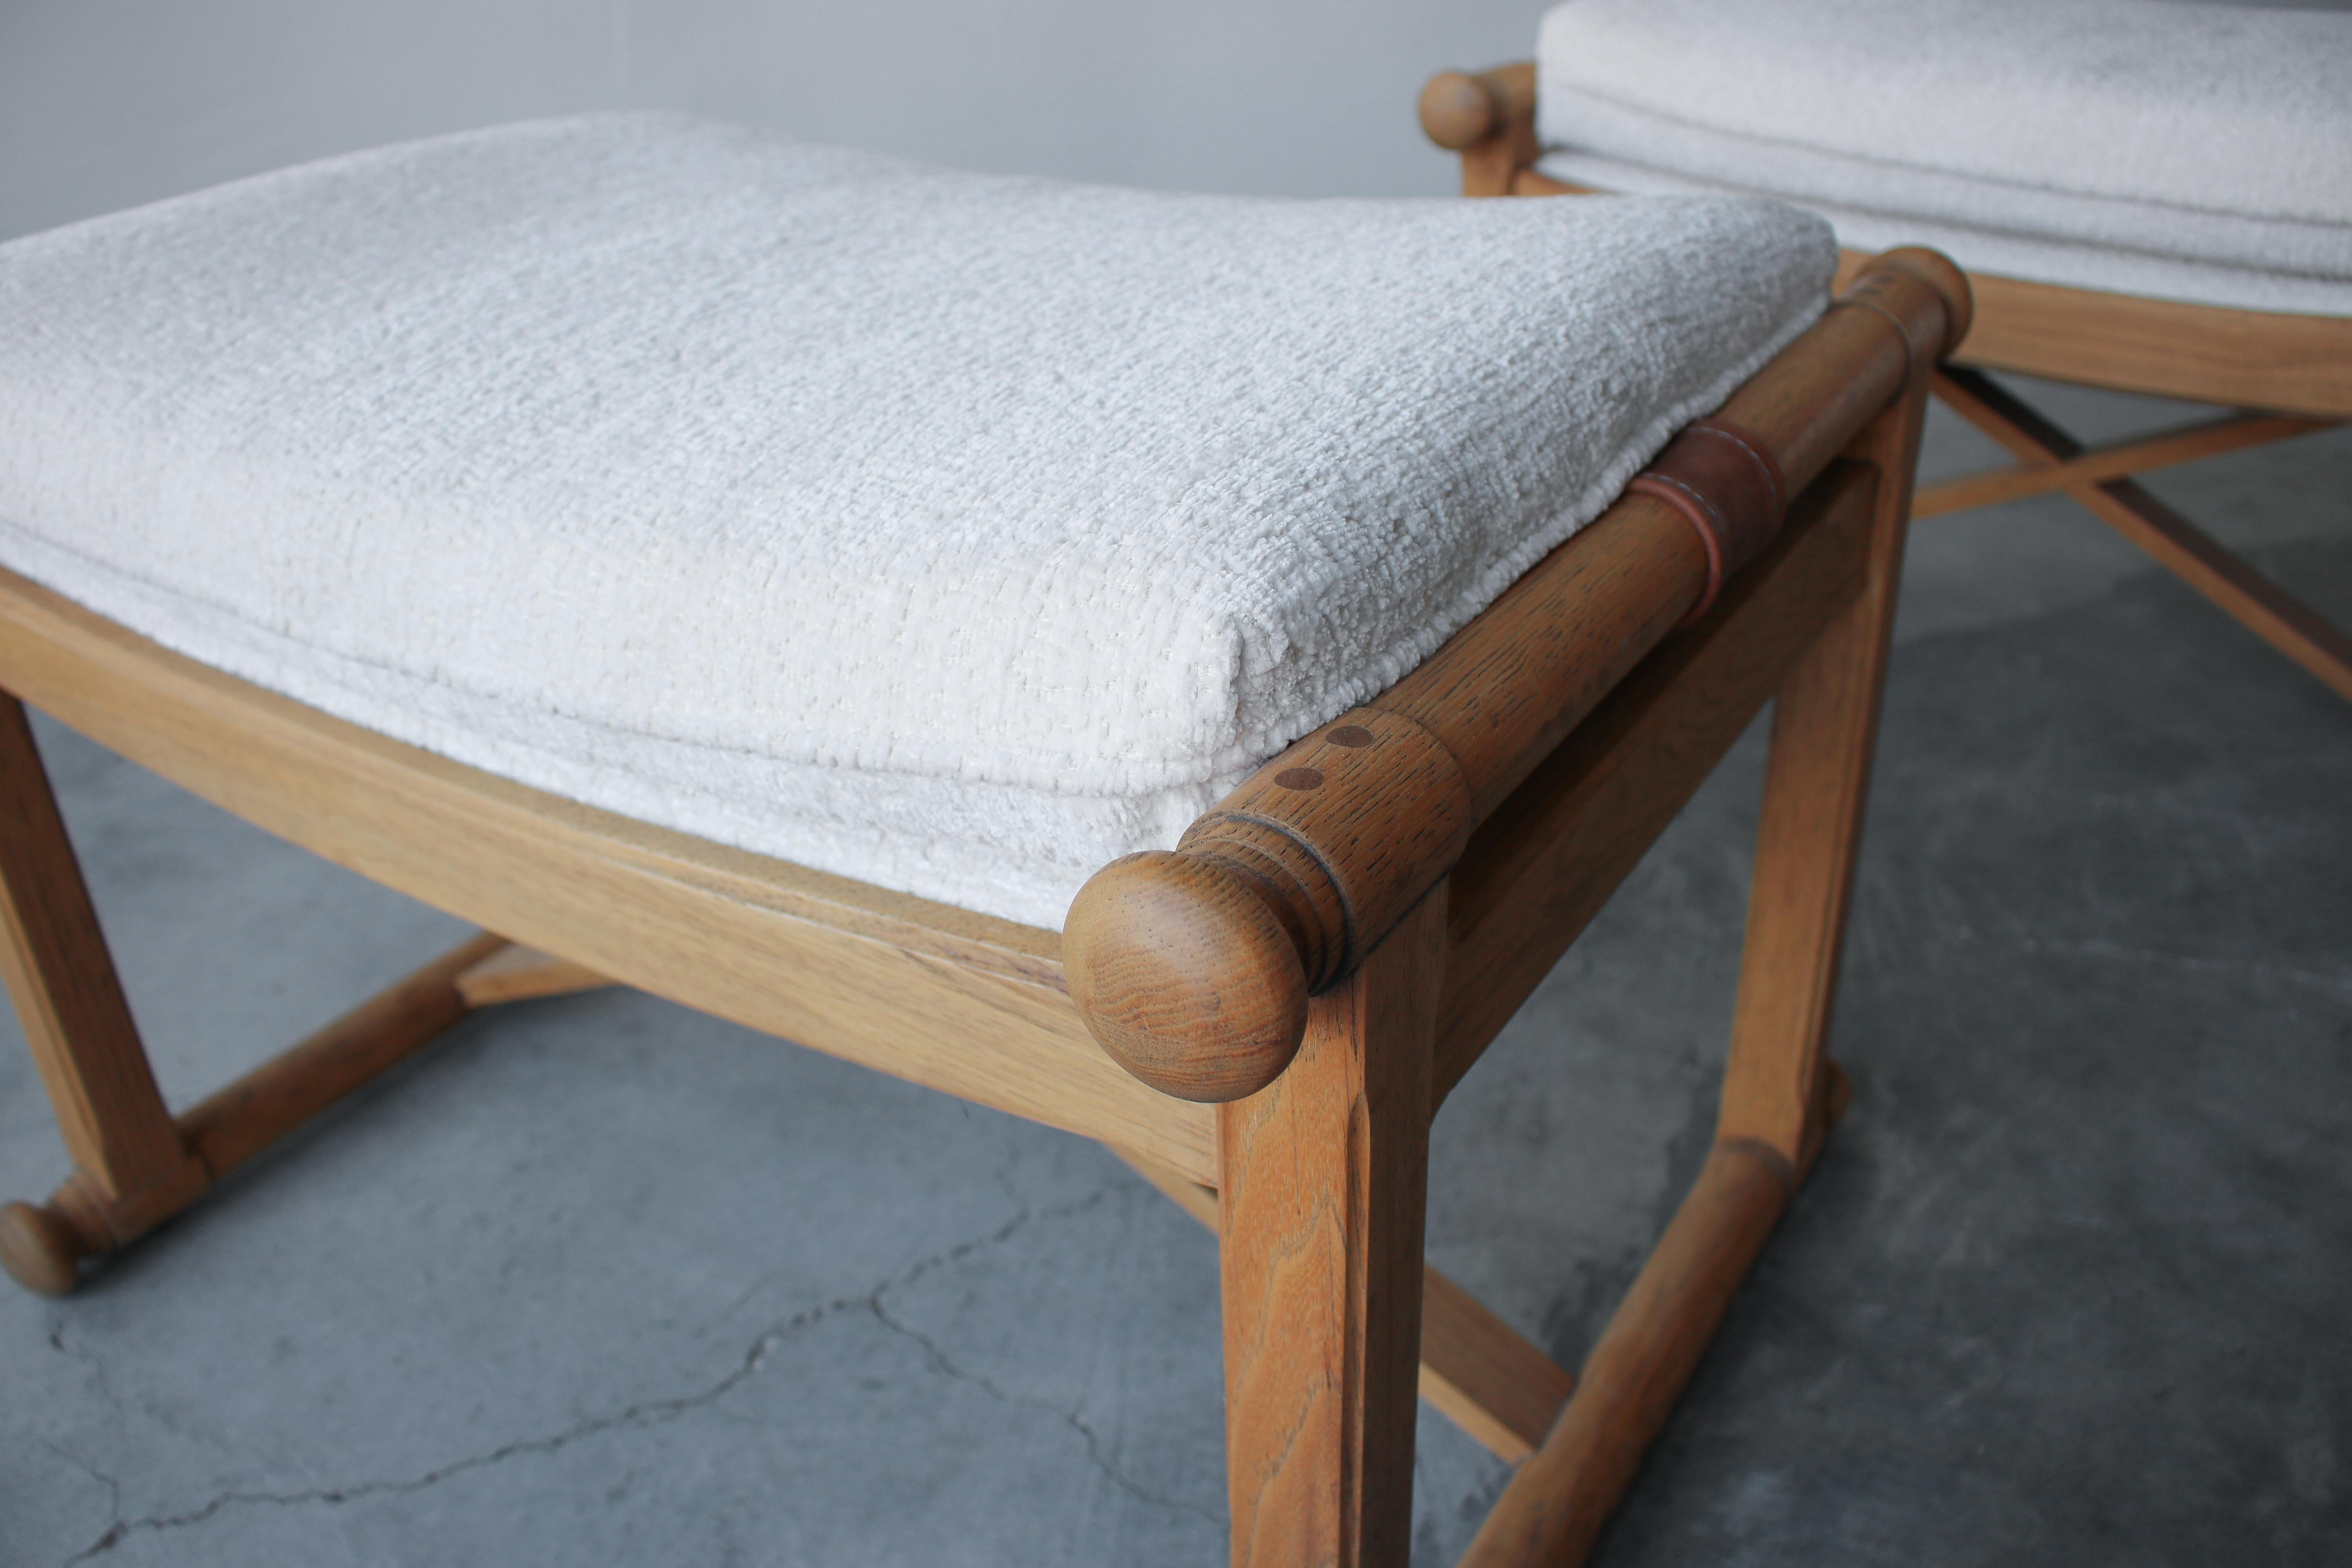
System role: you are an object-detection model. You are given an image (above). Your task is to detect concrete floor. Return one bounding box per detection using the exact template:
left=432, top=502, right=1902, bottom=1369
left=3, top=384, right=2348, bottom=1566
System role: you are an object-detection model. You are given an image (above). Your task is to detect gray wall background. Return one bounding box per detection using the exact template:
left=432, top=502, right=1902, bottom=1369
left=0, top=0, right=1549, bottom=241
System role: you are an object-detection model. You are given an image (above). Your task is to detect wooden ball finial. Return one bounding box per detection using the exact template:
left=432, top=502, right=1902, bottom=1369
left=1065, top=851, right=1311, bottom=1103
left=1419, top=70, right=1500, bottom=150
left=0, top=1201, right=86, bottom=1296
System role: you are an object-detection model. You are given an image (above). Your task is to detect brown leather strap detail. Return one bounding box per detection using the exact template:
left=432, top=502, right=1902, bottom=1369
left=1626, top=417, right=1787, bottom=627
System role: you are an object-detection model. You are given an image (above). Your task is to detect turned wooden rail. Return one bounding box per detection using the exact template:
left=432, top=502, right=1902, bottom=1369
left=1065, top=249, right=1970, bottom=1102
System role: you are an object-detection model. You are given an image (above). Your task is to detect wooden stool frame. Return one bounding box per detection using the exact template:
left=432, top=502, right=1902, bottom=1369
left=1423, top=62, right=2352, bottom=706
left=0, top=237, right=1965, bottom=1564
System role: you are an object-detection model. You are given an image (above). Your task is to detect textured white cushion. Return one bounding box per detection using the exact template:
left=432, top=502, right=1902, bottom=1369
left=0, top=114, right=1830, bottom=929
left=1536, top=0, right=2352, bottom=316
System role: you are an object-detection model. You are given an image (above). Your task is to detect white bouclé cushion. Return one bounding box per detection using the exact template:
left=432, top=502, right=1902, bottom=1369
left=1536, top=0, right=2352, bottom=316
left=0, top=114, right=1831, bottom=929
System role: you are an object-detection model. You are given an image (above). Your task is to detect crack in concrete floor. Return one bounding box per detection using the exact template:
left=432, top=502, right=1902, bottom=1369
left=51, top=1181, right=1189, bottom=1565
left=11, top=511, right=2348, bottom=1565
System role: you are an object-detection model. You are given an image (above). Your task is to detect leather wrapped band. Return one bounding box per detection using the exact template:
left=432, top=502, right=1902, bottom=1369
left=1626, top=418, right=1788, bottom=626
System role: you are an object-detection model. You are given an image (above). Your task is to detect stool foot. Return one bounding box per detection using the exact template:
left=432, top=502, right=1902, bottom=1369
left=0, top=1200, right=88, bottom=1296
left=2, top=931, right=504, bottom=1297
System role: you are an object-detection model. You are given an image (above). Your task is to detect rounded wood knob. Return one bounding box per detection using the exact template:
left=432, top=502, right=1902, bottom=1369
left=1065, top=851, right=1310, bottom=1103
left=0, top=1201, right=85, bottom=1296
left=1419, top=70, right=1499, bottom=150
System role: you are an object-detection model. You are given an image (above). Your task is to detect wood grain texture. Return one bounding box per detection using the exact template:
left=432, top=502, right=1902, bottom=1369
left=1108, top=1142, right=1577, bottom=1465
left=1185, top=708, right=1473, bottom=990
left=1445, top=358, right=1929, bottom=1567
left=1069, top=707, right=1471, bottom=1103
left=1383, top=503, right=1710, bottom=826
left=0, top=695, right=199, bottom=1206
left=0, top=570, right=1217, bottom=1186
left=1833, top=251, right=2352, bottom=417
left=1718, top=385, right=1927, bottom=1162
left=1064, top=851, right=1313, bottom=1104
left=1436, top=464, right=1878, bottom=1103
left=1219, top=893, right=1445, bottom=1568
left=1737, top=255, right=1964, bottom=488
left=454, top=941, right=619, bottom=1007
left=1458, top=1143, right=1794, bottom=1568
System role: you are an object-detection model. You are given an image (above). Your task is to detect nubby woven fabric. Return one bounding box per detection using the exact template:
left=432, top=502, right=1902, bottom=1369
left=0, top=114, right=1830, bottom=927
left=1536, top=0, right=2352, bottom=314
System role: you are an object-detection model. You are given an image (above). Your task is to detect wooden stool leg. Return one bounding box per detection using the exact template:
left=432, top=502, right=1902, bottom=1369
left=0, top=692, right=552, bottom=1295
left=1718, top=388, right=1924, bottom=1167
left=1112, top=1143, right=1577, bottom=1465
left=1218, top=891, right=1446, bottom=1568
left=3, top=925, right=513, bottom=1294
left=0, top=695, right=206, bottom=1291
left=1461, top=383, right=1931, bottom=1568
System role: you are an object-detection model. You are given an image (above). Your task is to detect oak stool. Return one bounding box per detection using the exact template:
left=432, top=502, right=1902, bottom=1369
left=0, top=114, right=1965, bottom=1564
left=1425, top=0, right=2352, bottom=703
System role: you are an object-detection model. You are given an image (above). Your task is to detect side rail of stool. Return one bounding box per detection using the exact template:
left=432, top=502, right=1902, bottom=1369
left=0, top=242, right=1962, bottom=1568
left=1065, top=247, right=1969, bottom=1104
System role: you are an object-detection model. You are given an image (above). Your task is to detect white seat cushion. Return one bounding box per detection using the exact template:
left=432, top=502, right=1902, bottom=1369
left=0, top=114, right=1829, bottom=929
left=1536, top=0, right=2352, bottom=316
